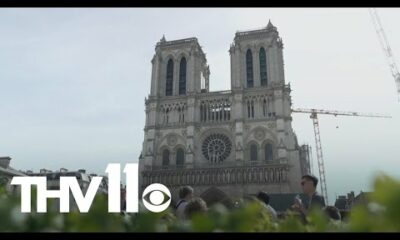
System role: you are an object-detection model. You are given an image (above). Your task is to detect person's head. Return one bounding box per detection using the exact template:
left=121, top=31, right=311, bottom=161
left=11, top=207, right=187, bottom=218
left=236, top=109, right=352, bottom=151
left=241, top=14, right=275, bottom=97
left=184, top=197, right=208, bottom=219
left=257, top=191, right=270, bottom=205
left=179, top=186, right=194, bottom=200
left=301, top=175, right=318, bottom=195
left=323, top=206, right=341, bottom=221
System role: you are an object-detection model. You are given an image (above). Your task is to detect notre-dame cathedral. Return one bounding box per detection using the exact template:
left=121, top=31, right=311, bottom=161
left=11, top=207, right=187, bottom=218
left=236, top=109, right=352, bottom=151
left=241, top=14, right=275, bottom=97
left=139, top=21, right=311, bottom=206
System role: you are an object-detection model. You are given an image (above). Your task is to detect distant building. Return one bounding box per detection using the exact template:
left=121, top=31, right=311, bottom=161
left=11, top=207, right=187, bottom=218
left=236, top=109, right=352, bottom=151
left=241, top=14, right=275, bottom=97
left=334, top=190, right=372, bottom=221
left=24, top=168, right=108, bottom=211
left=0, top=156, right=26, bottom=193
left=351, top=191, right=371, bottom=208
left=335, top=191, right=372, bottom=210
left=25, top=168, right=108, bottom=193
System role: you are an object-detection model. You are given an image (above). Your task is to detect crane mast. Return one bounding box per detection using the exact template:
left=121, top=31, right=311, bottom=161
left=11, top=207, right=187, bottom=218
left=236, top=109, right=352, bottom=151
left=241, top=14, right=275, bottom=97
left=292, top=108, right=391, bottom=205
left=310, top=112, right=328, bottom=204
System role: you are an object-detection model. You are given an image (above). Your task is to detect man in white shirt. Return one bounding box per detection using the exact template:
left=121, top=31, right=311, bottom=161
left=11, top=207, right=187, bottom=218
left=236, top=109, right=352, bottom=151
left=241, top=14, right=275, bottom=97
left=257, top=191, right=278, bottom=220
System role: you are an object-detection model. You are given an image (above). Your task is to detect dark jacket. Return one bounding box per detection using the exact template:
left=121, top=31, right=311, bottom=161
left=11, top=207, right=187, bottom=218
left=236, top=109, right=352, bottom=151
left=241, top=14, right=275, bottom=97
left=297, top=192, right=326, bottom=224
left=308, top=192, right=326, bottom=210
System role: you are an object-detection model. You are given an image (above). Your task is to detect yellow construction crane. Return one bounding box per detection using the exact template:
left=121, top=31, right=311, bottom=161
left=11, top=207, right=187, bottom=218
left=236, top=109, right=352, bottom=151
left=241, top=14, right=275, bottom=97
left=369, top=8, right=400, bottom=101
left=292, top=108, right=391, bottom=204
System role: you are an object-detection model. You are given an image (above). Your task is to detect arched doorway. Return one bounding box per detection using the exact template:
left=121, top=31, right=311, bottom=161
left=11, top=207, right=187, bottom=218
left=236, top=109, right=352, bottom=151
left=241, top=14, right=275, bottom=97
left=200, top=187, right=233, bottom=208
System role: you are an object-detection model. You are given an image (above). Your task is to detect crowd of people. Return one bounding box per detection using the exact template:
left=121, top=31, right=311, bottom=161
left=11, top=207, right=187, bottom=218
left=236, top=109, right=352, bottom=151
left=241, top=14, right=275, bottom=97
left=172, top=174, right=342, bottom=223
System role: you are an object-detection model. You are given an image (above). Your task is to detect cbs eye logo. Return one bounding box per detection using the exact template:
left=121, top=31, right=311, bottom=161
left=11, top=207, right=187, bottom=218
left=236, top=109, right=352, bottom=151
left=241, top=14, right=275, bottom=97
left=142, top=183, right=171, bottom=212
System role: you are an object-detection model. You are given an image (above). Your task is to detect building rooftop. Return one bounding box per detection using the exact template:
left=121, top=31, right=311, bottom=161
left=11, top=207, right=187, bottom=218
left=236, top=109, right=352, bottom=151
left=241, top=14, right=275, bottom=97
left=155, top=35, right=207, bottom=60
left=0, top=165, right=26, bottom=177
left=0, top=157, right=26, bottom=177
left=156, top=36, right=199, bottom=47
left=235, top=20, right=278, bottom=39
left=0, top=156, right=11, bottom=168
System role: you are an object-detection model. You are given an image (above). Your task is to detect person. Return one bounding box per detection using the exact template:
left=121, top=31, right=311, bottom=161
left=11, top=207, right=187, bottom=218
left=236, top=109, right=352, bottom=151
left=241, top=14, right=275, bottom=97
left=292, top=174, right=326, bottom=217
left=256, top=191, right=278, bottom=220
left=323, top=206, right=341, bottom=221
left=175, top=186, right=194, bottom=220
left=184, top=197, right=208, bottom=219
left=323, top=206, right=344, bottom=228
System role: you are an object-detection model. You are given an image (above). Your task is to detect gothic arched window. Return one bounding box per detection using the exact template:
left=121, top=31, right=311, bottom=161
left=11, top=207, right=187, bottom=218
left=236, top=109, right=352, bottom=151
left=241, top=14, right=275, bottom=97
left=247, top=100, right=254, bottom=119
left=246, top=49, right=254, bottom=88
left=179, top=57, right=186, bottom=95
left=251, top=100, right=254, bottom=118
left=247, top=101, right=251, bottom=118
left=176, top=148, right=184, bottom=167
left=162, top=149, right=170, bottom=167
left=250, top=144, right=258, bottom=161
left=263, top=99, right=267, bottom=117
left=259, top=47, right=268, bottom=86
left=166, top=59, right=173, bottom=96
left=265, top=143, right=273, bottom=162
left=200, top=104, right=204, bottom=122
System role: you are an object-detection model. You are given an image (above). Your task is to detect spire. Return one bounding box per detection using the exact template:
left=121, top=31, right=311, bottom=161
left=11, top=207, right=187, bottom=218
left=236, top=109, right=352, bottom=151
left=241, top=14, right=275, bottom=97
left=160, top=34, right=166, bottom=43
left=266, top=19, right=274, bottom=29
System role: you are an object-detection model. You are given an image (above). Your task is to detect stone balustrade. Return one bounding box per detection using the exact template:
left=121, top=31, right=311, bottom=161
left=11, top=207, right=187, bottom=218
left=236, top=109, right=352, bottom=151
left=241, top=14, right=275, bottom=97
left=141, top=164, right=288, bottom=188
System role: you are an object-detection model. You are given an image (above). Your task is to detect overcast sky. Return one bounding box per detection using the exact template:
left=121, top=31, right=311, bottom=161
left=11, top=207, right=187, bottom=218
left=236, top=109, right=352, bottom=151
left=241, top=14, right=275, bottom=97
left=1, top=8, right=399, bottom=203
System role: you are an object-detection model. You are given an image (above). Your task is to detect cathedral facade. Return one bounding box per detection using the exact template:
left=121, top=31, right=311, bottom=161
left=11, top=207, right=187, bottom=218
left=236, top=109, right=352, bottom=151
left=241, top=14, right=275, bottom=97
left=139, top=22, right=310, bottom=206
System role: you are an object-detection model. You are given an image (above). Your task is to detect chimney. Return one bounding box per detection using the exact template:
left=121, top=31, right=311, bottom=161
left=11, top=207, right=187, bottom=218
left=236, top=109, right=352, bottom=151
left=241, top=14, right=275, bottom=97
left=0, top=156, right=11, bottom=168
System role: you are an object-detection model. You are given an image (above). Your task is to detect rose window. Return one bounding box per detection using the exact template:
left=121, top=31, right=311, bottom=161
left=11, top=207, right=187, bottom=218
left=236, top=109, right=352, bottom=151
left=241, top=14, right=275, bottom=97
left=202, top=133, right=232, bottom=163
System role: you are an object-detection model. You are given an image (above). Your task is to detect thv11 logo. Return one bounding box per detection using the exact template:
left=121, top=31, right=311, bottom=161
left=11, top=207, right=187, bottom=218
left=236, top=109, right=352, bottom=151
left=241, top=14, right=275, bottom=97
left=11, top=163, right=171, bottom=213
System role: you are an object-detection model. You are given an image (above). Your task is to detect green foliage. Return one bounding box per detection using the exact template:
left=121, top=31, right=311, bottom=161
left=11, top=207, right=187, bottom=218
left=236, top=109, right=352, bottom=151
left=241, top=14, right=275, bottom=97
left=347, top=173, right=400, bottom=232
left=1, top=172, right=400, bottom=232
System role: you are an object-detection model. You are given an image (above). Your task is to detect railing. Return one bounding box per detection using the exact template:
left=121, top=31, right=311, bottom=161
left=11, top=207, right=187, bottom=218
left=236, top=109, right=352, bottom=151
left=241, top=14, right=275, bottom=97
left=236, top=28, right=269, bottom=36
left=157, top=37, right=198, bottom=47
left=158, top=101, right=187, bottom=126
left=141, top=164, right=288, bottom=188
left=199, top=93, right=233, bottom=123
left=152, top=160, right=281, bottom=170
left=198, top=90, right=232, bottom=97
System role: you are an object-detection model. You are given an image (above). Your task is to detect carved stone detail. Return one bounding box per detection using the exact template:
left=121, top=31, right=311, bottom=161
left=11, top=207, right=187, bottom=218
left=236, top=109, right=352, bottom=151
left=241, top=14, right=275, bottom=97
left=167, top=135, right=177, bottom=146
left=255, top=130, right=265, bottom=141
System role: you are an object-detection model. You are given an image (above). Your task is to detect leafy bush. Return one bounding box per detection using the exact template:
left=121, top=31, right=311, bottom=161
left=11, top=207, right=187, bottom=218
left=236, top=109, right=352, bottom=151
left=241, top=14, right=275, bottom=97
left=1, top=173, right=400, bottom=232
